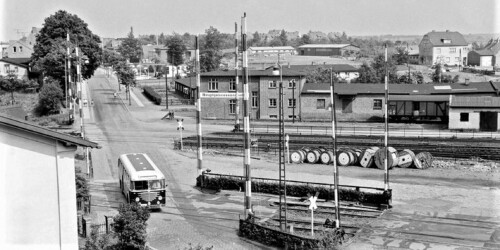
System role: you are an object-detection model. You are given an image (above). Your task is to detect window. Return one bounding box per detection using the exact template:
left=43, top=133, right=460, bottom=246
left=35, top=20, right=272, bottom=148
left=252, top=92, right=258, bottom=108
left=288, top=115, right=297, bottom=119
left=316, top=99, right=325, bottom=109
left=455, top=57, right=460, bottom=62
left=436, top=48, right=441, bottom=54
left=288, top=99, right=296, bottom=108
left=373, top=99, right=382, bottom=110
left=13, top=46, right=16, bottom=52
left=208, top=79, right=218, bottom=91
left=229, top=78, right=236, bottom=91
left=460, top=113, right=469, bottom=122
left=445, top=57, right=450, bottom=63
left=269, top=80, right=277, bottom=88
left=442, top=39, right=451, bottom=44
left=288, top=79, right=296, bottom=88
left=269, top=98, right=277, bottom=107
left=19, top=46, right=23, bottom=52
left=4, top=64, right=10, bottom=73
left=449, top=48, right=456, bottom=53
left=229, top=99, right=236, bottom=114
left=14, top=67, right=18, bottom=73
left=269, top=115, right=278, bottom=119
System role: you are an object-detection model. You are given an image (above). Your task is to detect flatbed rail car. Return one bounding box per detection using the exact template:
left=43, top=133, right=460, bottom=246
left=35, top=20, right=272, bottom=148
left=118, top=153, right=166, bottom=209
left=388, top=95, right=449, bottom=122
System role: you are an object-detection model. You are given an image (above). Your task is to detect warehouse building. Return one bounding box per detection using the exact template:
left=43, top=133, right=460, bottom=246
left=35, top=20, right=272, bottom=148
left=300, top=81, right=500, bottom=131
left=297, top=44, right=360, bottom=57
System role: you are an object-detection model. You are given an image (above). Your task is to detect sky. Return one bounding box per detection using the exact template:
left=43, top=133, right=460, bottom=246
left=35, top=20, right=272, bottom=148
left=1, top=0, right=499, bottom=41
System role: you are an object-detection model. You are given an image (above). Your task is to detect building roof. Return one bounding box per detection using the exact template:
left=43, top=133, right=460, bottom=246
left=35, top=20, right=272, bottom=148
left=0, top=114, right=99, bottom=148
left=201, top=68, right=304, bottom=77
left=284, top=64, right=359, bottom=73
left=298, top=44, right=355, bottom=49
left=450, top=96, right=500, bottom=108
left=470, top=50, right=496, bottom=56
left=249, top=46, right=296, bottom=51
left=0, top=57, right=31, bottom=68
left=301, top=82, right=500, bottom=96
left=424, top=31, right=468, bottom=47
left=175, top=77, right=197, bottom=89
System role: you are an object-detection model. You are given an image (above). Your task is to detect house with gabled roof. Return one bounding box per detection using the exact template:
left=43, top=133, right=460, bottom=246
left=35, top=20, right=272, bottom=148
left=0, top=114, right=99, bottom=249
left=468, top=38, right=500, bottom=67
left=419, top=30, right=470, bottom=65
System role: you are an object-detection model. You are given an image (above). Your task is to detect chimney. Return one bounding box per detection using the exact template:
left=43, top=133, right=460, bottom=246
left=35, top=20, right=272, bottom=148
left=464, top=78, right=469, bottom=85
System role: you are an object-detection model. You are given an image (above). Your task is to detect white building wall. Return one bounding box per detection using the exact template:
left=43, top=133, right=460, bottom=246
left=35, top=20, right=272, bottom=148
left=0, top=61, right=28, bottom=79
left=432, top=46, right=468, bottom=66
left=448, top=110, right=480, bottom=130
left=0, top=127, right=78, bottom=250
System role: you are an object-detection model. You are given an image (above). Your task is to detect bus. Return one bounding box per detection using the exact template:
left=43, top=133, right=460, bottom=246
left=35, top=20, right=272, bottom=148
left=118, top=153, right=166, bottom=209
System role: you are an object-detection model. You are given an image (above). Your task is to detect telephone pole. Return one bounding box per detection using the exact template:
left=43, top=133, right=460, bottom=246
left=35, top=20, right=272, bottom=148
left=242, top=13, right=252, bottom=219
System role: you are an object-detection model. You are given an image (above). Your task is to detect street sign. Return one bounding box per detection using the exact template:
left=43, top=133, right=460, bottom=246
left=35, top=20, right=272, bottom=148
left=200, top=92, right=243, bottom=98
left=308, top=191, right=320, bottom=236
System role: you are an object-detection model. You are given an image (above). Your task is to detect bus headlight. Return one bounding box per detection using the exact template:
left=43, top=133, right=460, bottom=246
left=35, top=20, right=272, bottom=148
left=157, top=201, right=161, bottom=204
left=135, top=197, right=140, bottom=202
left=158, top=196, right=162, bottom=200
left=147, top=202, right=151, bottom=206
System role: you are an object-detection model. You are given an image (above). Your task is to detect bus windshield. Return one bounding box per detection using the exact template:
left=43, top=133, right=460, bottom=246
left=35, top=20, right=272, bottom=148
left=133, top=179, right=164, bottom=190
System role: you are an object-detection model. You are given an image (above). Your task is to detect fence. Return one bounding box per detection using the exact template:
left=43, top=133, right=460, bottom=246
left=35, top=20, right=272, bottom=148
left=162, top=98, right=195, bottom=106
left=250, top=124, right=500, bottom=139
left=79, top=215, right=113, bottom=238
left=77, top=196, right=91, bottom=214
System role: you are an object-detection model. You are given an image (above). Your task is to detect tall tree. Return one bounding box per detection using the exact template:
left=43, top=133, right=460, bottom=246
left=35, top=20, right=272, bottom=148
left=392, top=46, right=409, bottom=65
left=299, top=34, right=312, bottom=46
left=371, top=53, right=399, bottom=83
left=32, top=10, right=102, bottom=87
left=279, top=29, right=288, bottom=46
left=353, top=62, right=378, bottom=83
left=200, top=26, right=224, bottom=72
left=35, top=77, right=64, bottom=116
left=118, top=27, right=142, bottom=63
left=166, top=35, right=187, bottom=66
left=250, top=31, right=262, bottom=47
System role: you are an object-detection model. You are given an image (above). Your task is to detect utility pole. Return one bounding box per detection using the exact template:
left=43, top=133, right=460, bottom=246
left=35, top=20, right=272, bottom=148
left=234, top=22, right=240, bottom=129
left=165, top=64, right=169, bottom=110
left=330, top=68, right=340, bottom=228
left=195, top=36, right=203, bottom=174
left=292, top=79, right=295, bottom=123
left=407, top=43, right=411, bottom=84
left=242, top=12, right=253, bottom=219
left=384, top=45, right=389, bottom=192
left=278, top=63, right=287, bottom=231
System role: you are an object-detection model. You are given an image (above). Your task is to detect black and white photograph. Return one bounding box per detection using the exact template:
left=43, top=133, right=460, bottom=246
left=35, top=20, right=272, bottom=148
left=1, top=0, right=499, bottom=249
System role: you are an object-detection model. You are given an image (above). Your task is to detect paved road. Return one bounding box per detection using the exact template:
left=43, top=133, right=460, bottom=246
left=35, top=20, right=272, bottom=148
left=83, top=69, right=273, bottom=249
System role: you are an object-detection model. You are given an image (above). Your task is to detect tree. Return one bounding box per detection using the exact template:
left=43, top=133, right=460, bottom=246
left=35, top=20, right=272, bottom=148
left=371, top=53, right=399, bottom=83
left=279, top=29, right=288, bottom=46
left=75, top=167, right=89, bottom=199
left=166, top=35, right=187, bottom=66
left=299, top=34, right=312, bottom=46
left=32, top=10, right=101, bottom=88
left=102, top=49, right=124, bottom=68
left=353, top=62, right=378, bottom=83
left=250, top=31, right=262, bottom=47
left=200, top=27, right=225, bottom=72
left=392, top=46, right=409, bottom=65
left=118, top=27, right=142, bottom=63
left=112, top=203, right=150, bottom=250
left=305, top=67, right=339, bottom=83
left=114, top=61, right=135, bottom=87
left=0, top=72, right=38, bottom=105
left=35, top=77, right=64, bottom=116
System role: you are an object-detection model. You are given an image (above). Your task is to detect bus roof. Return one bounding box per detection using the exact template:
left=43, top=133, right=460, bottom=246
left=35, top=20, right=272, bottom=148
left=119, top=153, right=165, bottom=180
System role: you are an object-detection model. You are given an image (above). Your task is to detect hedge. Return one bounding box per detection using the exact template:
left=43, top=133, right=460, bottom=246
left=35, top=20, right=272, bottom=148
left=239, top=218, right=344, bottom=249
left=197, top=174, right=391, bottom=206
left=143, top=86, right=162, bottom=105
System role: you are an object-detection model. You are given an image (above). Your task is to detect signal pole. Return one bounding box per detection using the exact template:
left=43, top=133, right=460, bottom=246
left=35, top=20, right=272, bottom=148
left=384, top=45, right=389, bottom=191
left=195, top=36, right=203, bottom=174
left=234, top=22, right=240, bottom=129
left=242, top=13, right=252, bottom=219
left=330, top=68, right=340, bottom=228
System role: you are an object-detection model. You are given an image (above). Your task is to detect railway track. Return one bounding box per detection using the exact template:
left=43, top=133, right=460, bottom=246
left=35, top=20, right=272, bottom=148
left=181, top=132, right=500, bottom=161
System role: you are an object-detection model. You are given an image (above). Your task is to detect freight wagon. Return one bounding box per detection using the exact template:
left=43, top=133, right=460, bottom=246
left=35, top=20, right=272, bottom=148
left=388, top=95, right=449, bottom=122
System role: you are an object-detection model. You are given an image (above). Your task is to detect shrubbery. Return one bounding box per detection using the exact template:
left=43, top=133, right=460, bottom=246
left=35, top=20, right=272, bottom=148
left=35, top=77, right=63, bottom=116
left=197, top=174, right=391, bottom=206
left=143, top=86, right=162, bottom=105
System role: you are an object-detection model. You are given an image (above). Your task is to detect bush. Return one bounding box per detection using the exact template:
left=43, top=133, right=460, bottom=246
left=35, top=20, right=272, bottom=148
left=197, top=174, right=392, bottom=206
left=112, top=203, right=150, bottom=250
left=143, top=86, right=162, bottom=105
left=35, top=78, right=63, bottom=116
